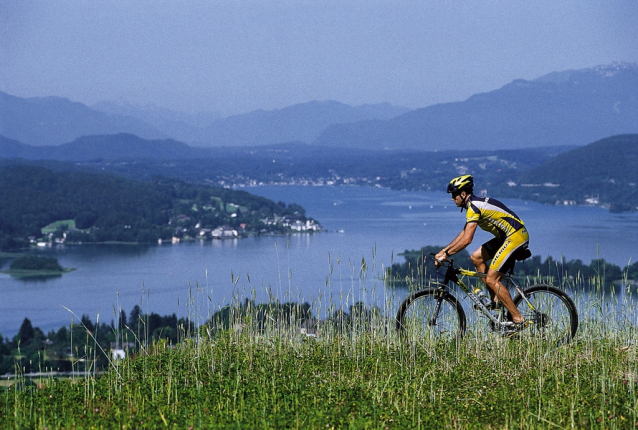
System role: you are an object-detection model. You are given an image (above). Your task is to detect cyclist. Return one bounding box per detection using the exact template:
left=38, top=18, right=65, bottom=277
left=434, top=175, right=530, bottom=333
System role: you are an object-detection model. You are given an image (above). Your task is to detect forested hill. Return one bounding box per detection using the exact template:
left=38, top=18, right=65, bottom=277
left=495, top=134, right=638, bottom=212
left=0, top=164, right=316, bottom=250
left=0, top=133, right=208, bottom=161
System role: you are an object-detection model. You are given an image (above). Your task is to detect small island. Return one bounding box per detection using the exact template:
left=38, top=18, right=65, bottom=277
left=2, top=255, right=75, bottom=278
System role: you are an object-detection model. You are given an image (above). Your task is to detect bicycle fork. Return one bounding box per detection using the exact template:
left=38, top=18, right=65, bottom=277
left=429, top=289, right=446, bottom=327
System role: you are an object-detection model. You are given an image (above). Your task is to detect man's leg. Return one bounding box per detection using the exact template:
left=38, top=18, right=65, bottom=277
left=471, top=246, right=497, bottom=300
left=484, top=230, right=528, bottom=323
left=470, top=246, right=488, bottom=273
left=485, top=269, right=524, bottom=323
left=471, top=236, right=504, bottom=290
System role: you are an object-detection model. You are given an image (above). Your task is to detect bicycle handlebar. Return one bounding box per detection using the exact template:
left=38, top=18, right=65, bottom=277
left=429, top=252, right=452, bottom=267
left=428, top=252, right=464, bottom=285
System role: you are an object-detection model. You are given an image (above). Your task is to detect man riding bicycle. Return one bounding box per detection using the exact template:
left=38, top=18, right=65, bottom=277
left=434, top=175, right=529, bottom=333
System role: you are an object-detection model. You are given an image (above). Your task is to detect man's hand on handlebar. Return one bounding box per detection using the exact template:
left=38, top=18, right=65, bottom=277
left=433, top=250, right=449, bottom=268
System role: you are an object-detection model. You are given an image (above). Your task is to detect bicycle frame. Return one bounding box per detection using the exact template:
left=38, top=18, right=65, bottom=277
left=434, top=260, right=530, bottom=325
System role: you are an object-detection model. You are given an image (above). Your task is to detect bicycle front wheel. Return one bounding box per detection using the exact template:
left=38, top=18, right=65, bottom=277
left=396, top=288, right=466, bottom=343
left=513, top=284, right=578, bottom=345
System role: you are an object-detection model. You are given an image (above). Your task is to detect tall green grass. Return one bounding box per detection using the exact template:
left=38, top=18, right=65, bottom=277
left=2, top=251, right=638, bottom=429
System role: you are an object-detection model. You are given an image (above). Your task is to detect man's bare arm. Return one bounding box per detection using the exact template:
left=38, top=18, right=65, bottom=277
left=435, top=222, right=478, bottom=262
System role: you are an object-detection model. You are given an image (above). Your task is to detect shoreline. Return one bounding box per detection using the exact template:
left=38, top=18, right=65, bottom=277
left=239, top=182, right=631, bottom=213
left=0, top=268, right=76, bottom=278
left=27, top=230, right=327, bottom=249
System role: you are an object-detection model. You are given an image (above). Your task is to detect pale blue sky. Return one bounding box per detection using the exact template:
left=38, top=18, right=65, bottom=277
left=1, top=1, right=637, bottom=116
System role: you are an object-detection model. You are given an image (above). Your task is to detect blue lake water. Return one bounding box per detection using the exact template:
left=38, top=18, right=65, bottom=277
left=1, top=185, right=637, bottom=337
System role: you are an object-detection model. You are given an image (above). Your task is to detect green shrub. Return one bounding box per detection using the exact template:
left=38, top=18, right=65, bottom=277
left=9, top=255, right=63, bottom=272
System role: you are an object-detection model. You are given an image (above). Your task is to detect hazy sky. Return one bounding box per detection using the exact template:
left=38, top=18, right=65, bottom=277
left=1, top=1, right=637, bottom=116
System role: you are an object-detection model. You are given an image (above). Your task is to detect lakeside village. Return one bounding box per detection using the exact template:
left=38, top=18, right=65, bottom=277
left=214, top=157, right=613, bottom=210
left=161, top=212, right=322, bottom=244
left=34, top=212, right=323, bottom=248
left=160, top=215, right=323, bottom=244
left=229, top=175, right=606, bottom=208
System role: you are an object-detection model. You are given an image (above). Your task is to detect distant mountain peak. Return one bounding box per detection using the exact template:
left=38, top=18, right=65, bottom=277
left=593, top=61, right=638, bottom=75
left=534, top=62, right=638, bottom=84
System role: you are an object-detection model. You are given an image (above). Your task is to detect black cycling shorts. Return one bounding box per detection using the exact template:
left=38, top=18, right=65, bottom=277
left=482, top=228, right=529, bottom=273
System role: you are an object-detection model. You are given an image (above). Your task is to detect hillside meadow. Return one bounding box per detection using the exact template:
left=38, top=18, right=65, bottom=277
left=1, top=274, right=638, bottom=429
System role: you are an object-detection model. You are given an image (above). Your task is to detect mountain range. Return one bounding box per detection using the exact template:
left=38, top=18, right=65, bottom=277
left=315, top=63, right=638, bottom=150
left=93, top=100, right=409, bottom=147
left=0, top=92, right=407, bottom=147
left=0, top=92, right=167, bottom=146
left=1, top=63, right=636, bottom=151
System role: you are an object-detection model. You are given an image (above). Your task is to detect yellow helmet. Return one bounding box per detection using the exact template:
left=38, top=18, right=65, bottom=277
left=447, top=175, right=474, bottom=194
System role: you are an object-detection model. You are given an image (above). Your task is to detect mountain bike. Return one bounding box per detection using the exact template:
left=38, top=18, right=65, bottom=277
left=395, top=253, right=578, bottom=345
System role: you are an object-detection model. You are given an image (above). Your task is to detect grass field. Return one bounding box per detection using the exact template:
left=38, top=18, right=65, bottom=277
left=41, top=219, right=77, bottom=235
left=1, top=269, right=637, bottom=428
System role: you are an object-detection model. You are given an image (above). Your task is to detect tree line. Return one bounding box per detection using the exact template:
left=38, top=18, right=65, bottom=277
left=388, top=245, right=638, bottom=287
left=0, top=306, right=195, bottom=375
left=0, top=298, right=385, bottom=375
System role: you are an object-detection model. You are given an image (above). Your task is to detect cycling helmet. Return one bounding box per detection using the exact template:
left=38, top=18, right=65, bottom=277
left=447, top=175, right=474, bottom=194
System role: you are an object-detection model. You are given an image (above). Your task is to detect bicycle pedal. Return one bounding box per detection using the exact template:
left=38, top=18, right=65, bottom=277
left=501, top=320, right=533, bottom=338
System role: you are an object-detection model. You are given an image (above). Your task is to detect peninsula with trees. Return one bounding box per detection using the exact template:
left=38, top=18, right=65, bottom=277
left=0, top=164, right=321, bottom=251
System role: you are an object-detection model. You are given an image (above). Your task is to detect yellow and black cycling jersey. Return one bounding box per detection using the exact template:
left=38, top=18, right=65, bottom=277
left=465, top=195, right=525, bottom=238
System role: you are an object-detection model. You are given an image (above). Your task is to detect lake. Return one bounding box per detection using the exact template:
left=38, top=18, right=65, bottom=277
left=1, top=185, right=637, bottom=337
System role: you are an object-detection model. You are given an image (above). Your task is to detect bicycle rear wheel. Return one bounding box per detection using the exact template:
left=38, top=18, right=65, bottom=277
left=396, top=288, right=466, bottom=343
left=513, top=284, right=578, bottom=345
